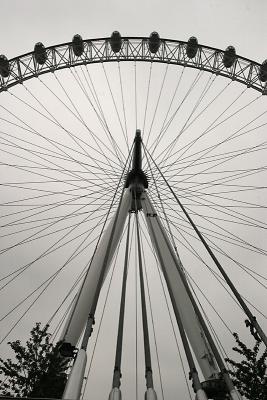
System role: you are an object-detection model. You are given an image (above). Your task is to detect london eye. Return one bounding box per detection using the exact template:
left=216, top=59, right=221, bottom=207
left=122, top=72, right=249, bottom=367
left=0, top=32, right=266, bottom=400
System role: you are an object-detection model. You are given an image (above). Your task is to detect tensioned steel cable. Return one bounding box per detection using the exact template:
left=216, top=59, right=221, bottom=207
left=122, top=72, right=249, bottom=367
left=159, top=179, right=267, bottom=231
left=164, top=182, right=266, bottom=248
left=48, top=267, right=88, bottom=328
left=84, top=64, right=121, bottom=149
left=83, top=62, right=129, bottom=161
left=161, top=94, right=263, bottom=177
left=0, top=182, right=111, bottom=210
left=157, top=200, right=267, bottom=263
left=0, top=103, right=121, bottom=190
left=0, top=155, right=113, bottom=207
left=0, top=210, right=93, bottom=240
left=0, top=120, right=121, bottom=180
left=2, top=91, right=104, bottom=166
left=0, top=119, right=112, bottom=189
left=169, top=123, right=267, bottom=193
left=156, top=86, right=250, bottom=168
left=0, top=198, right=113, bottom=290
left=148, top=67, right=185, bottom=156
left=162, top=124, right=267, bottom=175
left=37, top=73, right=124, bottom=176
left=158, top=210, right=267, bottom=319
left=163, top=151, right=267, bottom=194
left=21, top=84, right=107, bottom=164
left=0, top=211, right=112, bottom=318
left=157, top=190, right=267, bottom=256
left=155, top=198, right=267, bottom=295
left=150, top=74, right=227, bottom=157
left=73, top=65, right=126, bottom=166
left=0, top=186, right=112, bottom=255
left=142, top=62, right=153, bottom=138
left=187, top=275, right=232, bottom=364
left=181, top=202, right=267, bottom=257
left=144, top=63, right=169, bottom=148
left=145, top=68, right=204, bottom=167
left=38, top=72, right=122, bottom=174
left=117, top=62, right=130, bottom=151
left=134, top=61, right=138, bottom=130
left=0, top=148, right=112, bottom=204
left=51, top=296, right=77, bottom=342
left=186, top=269, right=233, bottom=335
left=101, top=63, right=129, bottom=156
left=157, top=95, right=256, bottom=179
left=0, top=207, right=111, bottom=259
left=155, top=72, right=217, bottom=168
left=0, top=186, right=110, bottom=229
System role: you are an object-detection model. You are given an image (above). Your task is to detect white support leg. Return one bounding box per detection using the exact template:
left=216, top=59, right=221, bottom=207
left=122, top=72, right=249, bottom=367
left=109, top=387, right=122, bottom=400
left=60, top=189, right=131, bottom=348
left=145, top=388, right=158, bottom=400
left=62, top=349, right=87, bottom=400
left=230, top=389, right=243, bottom=400
left=195, top=389, right=209, bottom=400
left=142, top=192, right=219, bottom=380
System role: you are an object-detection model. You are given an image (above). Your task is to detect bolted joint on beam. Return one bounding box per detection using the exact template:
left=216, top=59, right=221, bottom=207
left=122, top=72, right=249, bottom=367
left=112, top=366, right=122, bottom=388
left=145, top=366, right=154, bottom=389
left=58, top=341, right=77, bottom=358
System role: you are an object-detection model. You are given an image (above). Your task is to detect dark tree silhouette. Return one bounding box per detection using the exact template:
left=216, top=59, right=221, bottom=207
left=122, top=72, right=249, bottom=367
left=225, top=321, right=267, bottom=400
left=0, top=323, right=68, bottom=398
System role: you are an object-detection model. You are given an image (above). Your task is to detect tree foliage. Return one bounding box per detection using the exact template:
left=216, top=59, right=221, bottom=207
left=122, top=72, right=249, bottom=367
left=225, top=321, right=267, bottom=400
left=0, top=323, right=68, bottom=398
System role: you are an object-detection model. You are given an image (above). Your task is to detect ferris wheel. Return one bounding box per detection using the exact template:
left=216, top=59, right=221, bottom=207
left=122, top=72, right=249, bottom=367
left=0, top=32, right=266, bottom=400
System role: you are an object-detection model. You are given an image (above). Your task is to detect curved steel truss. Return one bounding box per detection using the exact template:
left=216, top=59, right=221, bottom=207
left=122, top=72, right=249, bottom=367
left=1, top=36, right=266, bottom=93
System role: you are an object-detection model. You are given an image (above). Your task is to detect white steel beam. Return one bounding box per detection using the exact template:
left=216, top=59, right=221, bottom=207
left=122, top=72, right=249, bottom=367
left=62, top=349, right=87, bottom=400
left=141, top=192, right=219, bottom=380
left=60, top=189, right=131, bottom=347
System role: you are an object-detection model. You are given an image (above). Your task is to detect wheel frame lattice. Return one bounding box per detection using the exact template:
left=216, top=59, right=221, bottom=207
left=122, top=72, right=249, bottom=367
left=1, top=36, right=266, bottom=94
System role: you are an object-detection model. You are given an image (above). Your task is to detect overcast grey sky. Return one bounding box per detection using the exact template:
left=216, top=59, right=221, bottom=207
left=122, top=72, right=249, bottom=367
left=0, top=0, right=266, bottom=60
left=0, top=1, right=266, bottom=400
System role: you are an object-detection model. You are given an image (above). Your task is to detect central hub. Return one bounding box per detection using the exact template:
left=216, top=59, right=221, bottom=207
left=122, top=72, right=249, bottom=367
left=125, top=129, right=148, bottom=211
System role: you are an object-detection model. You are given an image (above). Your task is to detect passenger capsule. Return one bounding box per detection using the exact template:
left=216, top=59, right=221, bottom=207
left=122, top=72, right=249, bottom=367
left=72, top=34, right=84, bottom=57
left=34, top=42, right=47, bottom=65
left=223, top=46, right=236, bottom=68
left=0, top=55, right=10, bottom=78
left=110, top=31, right=122, bottom=53
left=186, top=36, right=198, bottom=59
left=148, top=32, right=160, bottom=53
left=259, top=60, right=267, bottom=82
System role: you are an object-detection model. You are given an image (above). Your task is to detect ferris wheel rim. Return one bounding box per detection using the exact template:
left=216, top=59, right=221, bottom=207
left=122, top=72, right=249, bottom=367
left=1, top=35, right=267, bottom=94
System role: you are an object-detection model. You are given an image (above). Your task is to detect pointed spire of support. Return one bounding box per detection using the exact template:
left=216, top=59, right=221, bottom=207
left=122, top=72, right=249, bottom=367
left=125, top=129, right=148, bottom=211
